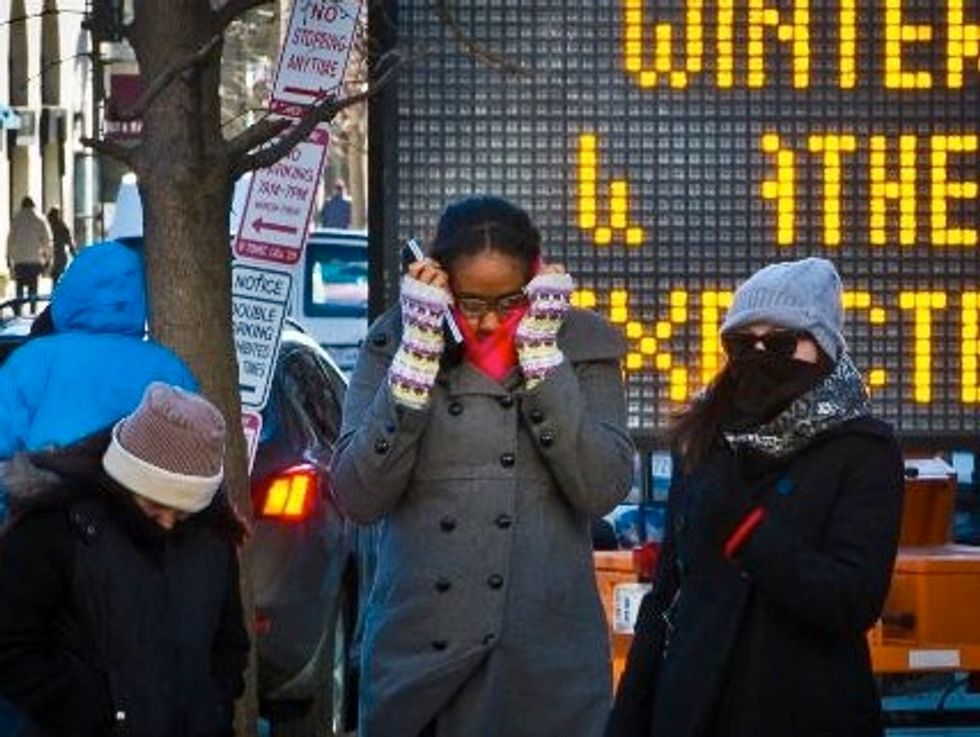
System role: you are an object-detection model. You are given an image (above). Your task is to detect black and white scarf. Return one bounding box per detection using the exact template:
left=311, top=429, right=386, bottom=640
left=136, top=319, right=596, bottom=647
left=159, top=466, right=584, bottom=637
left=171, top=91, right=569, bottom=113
left=723, top=354, right=871, bottom=459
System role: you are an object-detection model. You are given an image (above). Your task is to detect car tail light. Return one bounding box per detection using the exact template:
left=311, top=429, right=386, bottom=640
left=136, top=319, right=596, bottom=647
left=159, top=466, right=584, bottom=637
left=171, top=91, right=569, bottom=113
left=259, top=465, right=318, bottom=521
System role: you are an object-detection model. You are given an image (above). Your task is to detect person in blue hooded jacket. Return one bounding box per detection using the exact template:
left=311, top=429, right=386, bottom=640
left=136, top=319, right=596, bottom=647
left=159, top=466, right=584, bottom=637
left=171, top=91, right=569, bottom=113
left=0, top=239, right=197, bottom=461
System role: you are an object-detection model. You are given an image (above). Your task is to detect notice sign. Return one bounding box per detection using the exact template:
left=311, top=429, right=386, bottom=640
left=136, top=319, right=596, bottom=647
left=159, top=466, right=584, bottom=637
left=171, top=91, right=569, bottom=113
left=270, top=0, right=361, bottom=117
left=233, top=123, right=330, bottom=265
left=233, top=264, right=292, bottom=408
left=242, top=410, right=263, bottom=474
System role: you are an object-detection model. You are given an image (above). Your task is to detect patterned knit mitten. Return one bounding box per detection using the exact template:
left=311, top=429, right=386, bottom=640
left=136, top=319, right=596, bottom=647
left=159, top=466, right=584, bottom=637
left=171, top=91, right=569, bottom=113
left=389, top=276, right=451, bottom=410
left=516, top=272, right=575, bottom=389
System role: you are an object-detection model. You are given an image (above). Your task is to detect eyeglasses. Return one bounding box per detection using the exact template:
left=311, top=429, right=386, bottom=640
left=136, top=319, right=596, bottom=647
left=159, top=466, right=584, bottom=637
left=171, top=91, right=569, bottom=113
left=722, top=330, right=802, bottom=359
left=456, top=291, right=530, bottom=318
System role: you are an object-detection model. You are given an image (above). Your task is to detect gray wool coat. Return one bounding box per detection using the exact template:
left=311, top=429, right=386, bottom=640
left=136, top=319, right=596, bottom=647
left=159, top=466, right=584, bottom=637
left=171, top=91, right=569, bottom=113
left=331, top=306, right=635, bottom=737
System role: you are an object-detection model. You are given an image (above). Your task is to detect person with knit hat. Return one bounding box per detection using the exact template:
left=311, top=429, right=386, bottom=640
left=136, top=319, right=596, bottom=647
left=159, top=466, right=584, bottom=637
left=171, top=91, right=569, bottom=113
left=608, top=258, right=904, bottom=737
left=0, top=383, right=248, bottom=737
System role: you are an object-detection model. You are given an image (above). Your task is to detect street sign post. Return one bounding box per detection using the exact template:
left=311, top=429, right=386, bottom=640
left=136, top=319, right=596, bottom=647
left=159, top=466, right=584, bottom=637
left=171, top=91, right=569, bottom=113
left=270, top=0, right=360, bottom=117
left=232, top=0, right=361, bottom=468
left=232, top=264, right=292, bottom=409
left=233, top=123, right=330, bottom=265
left=241, top=410, right=263, bottom=474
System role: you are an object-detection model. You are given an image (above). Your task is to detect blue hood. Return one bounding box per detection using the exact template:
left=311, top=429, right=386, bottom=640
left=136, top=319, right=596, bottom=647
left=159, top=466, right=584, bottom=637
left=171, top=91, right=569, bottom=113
left=51, top=240, right=147, bottom=336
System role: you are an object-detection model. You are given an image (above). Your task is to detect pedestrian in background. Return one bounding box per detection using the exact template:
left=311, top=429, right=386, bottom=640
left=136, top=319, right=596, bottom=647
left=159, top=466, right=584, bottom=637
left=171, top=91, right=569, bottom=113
left=0, top=383, right=248, bottom=737
left=607, top=258, right=904, bottom=737
left=331, top=195, right=634, bottom=737
left=46, top=207, right=75, bottom=284
left=319, top=179, right=352, bottom=229
left=6, top=197, right=51, bottom=315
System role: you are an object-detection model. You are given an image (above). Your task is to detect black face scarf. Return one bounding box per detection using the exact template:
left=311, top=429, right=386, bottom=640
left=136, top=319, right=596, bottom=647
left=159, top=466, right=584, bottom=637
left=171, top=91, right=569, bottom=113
left=723, top=350, right=833, bottom=430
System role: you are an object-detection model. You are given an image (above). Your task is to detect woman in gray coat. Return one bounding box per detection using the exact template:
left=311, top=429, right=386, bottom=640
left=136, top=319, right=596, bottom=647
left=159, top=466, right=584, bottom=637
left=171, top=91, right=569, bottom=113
left=331, top=196, right=634, bottom=737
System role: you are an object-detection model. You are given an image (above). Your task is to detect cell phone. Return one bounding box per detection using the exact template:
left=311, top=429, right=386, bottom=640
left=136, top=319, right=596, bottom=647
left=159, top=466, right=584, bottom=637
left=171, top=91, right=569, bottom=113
left=405, top=238, right=464, bottom=345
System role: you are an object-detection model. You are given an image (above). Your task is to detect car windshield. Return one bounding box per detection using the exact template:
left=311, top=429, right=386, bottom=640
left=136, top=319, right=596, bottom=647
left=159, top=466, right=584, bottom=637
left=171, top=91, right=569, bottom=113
left=304, top=240, right=367, bottom=318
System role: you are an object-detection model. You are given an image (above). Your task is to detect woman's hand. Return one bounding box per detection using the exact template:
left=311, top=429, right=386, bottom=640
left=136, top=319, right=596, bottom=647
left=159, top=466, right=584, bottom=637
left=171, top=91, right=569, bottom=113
left=388, top=266, right=453, bottom=411
left=407, top=258, right=451, bottom=293
left=516, top=268, right=575, bottom=389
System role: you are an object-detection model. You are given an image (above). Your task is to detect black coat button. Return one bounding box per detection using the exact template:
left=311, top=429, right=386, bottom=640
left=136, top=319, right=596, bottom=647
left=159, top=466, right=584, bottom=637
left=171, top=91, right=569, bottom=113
left=499, top=453, right=515, bottom=468
left=374, top=438, right=390, bottom=454
left=431, top=640, right=448, bottom=651
left=529, top=408, right=545, bottom=424
left=372, top=332, right=389, bottom=348
left=435, top=578, right=452, bottom=593
left=448, top=401, right=463, bottom=416
left=482, top=633, right=496, bottom=645
left=487, top=574, right=504, bottom=589
left=440, top=517, right=457, bottom=532
left=495, top=514, right=514, bottom=529
left=539, top=430, right=556, bottom=448
left=498, top=395, right=514, bottom=409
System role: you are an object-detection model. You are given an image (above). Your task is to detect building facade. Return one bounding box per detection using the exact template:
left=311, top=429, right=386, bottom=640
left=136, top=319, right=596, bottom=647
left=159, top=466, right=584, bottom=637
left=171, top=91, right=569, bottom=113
left=1, top=0, right=98, bottom=293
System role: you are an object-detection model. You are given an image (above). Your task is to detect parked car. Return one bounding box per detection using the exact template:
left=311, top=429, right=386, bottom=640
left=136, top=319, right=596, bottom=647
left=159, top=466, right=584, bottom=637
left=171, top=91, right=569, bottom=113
left=0, top=314, right=371, bottom=736
left=0, top=297, right=50, bottom=365
left=292, top=228, right=369, bottom=371
left=251, top=323, right=373, bottom=736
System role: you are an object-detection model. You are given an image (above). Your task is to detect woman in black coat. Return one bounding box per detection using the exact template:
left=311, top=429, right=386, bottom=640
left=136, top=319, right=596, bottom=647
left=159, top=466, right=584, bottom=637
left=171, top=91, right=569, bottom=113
left=0, top=384, right=248, bottom=737
left=607, top=258, right=904, bottom=737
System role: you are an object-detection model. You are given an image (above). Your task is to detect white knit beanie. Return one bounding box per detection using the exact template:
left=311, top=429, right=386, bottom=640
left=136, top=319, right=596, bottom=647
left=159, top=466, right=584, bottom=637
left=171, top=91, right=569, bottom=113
left=102, top=383, right=226, bottom=513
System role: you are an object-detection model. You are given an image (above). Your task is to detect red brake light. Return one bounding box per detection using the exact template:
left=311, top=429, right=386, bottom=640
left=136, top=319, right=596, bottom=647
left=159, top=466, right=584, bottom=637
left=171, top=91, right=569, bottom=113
left=260, top=465, right=318, bottom=521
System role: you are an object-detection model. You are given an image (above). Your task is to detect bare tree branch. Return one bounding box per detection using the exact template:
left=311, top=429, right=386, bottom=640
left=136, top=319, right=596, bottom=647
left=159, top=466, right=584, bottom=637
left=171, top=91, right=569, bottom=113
left=214, top=0, right=275, bottom=33
left=230, top=52, right=404, bottom=178
left=225, top=115, right=291, bottom=161
left=434, top=0, right=530, bottom=76
left=114, top=34, right=223, bottom=122
left=80, top=136, right=139, bottom=169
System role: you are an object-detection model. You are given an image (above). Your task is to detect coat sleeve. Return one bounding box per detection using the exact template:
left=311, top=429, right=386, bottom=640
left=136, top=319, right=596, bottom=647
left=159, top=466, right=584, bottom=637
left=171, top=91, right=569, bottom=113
left=0, top=512, right=111, bottom=736
left=519, top=357, right=635, bottom=517
left=211, top=549, right=249, bottom=709
left=329, top=312, right=431, bottom=523
left=606, top=482, right=682, bottom=737
left=737, top=435, right=905, bottom=636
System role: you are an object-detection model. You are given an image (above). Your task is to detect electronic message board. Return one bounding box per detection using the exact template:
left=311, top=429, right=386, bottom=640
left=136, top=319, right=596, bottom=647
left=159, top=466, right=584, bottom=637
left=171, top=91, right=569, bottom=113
left=374, top=1, right=980, bottom=442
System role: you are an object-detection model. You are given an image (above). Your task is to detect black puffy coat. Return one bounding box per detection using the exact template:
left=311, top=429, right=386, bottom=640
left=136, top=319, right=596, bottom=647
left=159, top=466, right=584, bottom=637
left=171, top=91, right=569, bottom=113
left=607, top=417, right=904, bottom=737
left=0, top=439, right=248, bottom=737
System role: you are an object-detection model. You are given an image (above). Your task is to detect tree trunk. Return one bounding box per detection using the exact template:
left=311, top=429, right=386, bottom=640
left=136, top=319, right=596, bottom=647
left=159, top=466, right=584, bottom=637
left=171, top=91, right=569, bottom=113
left=128, top=3, right=258, bottom=735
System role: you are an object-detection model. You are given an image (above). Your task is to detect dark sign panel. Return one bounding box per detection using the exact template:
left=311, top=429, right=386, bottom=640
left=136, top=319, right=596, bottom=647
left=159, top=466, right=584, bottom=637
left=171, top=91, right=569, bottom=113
left=375, top=0, right=980, bottom=442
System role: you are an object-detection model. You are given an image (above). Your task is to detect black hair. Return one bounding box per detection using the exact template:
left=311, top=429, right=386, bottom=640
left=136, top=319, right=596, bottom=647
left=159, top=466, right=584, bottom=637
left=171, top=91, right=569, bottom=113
left=21, top=196, right=35, bottom=209
left=429, top=195, right=541, bottom=279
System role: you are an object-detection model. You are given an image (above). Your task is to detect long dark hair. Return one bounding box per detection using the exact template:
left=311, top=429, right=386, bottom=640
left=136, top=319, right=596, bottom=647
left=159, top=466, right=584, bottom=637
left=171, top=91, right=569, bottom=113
left=669, top=366, right=737, bottom=473
left=429, top=195, right=542, bottom=280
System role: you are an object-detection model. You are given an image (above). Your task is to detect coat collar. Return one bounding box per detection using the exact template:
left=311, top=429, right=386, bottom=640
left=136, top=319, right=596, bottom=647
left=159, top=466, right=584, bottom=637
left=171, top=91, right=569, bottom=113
left=440, top=361, right=519, bottom=398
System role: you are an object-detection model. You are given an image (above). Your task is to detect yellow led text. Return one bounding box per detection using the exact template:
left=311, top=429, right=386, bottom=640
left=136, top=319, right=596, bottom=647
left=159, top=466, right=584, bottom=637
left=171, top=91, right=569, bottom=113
left=624, top=0, right=704, bottom=88
left=761, top=134, right=797, bottom=245
left=899, top=291, right=947, bottom=403
left=622, top=0, right=980, bottom=89
left=964, top=292, right=980, bottom=402
left=577, top=134, right=645, bottom=247
left=760, top=133, right=978, bottom=247
left=931, top=134, right=979, bottom=247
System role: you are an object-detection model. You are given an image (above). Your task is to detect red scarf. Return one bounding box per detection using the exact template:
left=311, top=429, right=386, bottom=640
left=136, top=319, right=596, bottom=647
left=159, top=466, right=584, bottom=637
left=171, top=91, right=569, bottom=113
left=452, top=306, right=528, bottom=383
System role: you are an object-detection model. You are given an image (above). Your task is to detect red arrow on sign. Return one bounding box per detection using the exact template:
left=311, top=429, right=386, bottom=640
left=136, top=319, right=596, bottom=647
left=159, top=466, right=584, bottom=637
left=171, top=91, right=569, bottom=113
left=282, top=85, right=327, bottom=98
left=252, top=217, right=298, bottom=235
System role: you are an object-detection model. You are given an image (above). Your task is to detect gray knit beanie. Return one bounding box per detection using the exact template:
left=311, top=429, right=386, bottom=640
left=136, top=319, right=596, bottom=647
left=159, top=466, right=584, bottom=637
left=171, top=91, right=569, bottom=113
left=721, top=257, right=846, bottom=360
